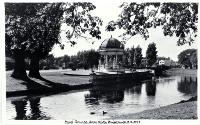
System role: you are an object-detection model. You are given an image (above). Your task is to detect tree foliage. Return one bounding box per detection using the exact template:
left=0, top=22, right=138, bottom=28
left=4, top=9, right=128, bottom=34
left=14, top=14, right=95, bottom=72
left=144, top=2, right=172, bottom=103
left=146, top=42, right=157, bottom=66
left=178, top=49, right=197, bottom=68
left=106, top=2, right=198, bottom=45
left=134, top=46, right=143, bottom=67
left=123, top=48, right=130, bottom=67
left=5, top=2, right=102, bottom=78
left=77, top=50, right=100, bottom=69
left=53, top=50, right=100, bottom=70
left=5, top=2, right=102, bottom=59
left=129, top=46, right=135, bottom=66
left=190, top=51, right=197, bottom=68
left=5, top=3, right=48, bottom=58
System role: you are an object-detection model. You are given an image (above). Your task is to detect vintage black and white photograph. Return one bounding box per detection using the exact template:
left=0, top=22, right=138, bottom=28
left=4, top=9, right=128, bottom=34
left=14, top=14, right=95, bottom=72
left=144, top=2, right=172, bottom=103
left=2, top=0, right=198, bottom=123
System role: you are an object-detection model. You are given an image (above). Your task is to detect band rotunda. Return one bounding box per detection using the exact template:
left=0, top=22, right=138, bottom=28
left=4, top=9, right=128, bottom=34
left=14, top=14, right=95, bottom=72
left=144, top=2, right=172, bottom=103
left=98, top=36, right=125, bottom=72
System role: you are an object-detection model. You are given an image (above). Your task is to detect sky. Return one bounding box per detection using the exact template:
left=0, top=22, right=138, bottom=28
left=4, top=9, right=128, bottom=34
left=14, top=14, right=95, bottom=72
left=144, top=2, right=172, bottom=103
left=50, top=1, right=198, bottom=61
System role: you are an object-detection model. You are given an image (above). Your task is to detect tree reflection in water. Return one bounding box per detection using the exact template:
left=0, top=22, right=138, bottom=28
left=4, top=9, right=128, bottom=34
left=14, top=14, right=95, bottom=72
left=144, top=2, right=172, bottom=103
left=11, top=97, right=50, bottom=120
left=85, top=82, right=144, bottom=105
left=177, top=76, right=197, bottom=96
left=85, top=89, right=124, bottom=104
left=11, top=99, right=27, bottom=120
left=145, top=80, right=157, bottom=96
left=84, top=84, right=131, bottom=105
left=127, top=84, right=142, bottom=94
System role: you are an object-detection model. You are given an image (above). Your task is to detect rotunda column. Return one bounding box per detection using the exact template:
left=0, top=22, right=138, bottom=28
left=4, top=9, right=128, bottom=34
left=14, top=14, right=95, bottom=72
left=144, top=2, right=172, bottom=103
left=112, top=55, right=115, bottom=69
left=115, top=54, right=118, bottom=68
left=98, top=59, right=101, bottom=70
left=105, top=55, right=108, bottom=68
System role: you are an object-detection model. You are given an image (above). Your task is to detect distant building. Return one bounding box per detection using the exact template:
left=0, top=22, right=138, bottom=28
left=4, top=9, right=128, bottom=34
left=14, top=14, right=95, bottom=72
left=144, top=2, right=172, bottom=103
left=157, top=57, right=177, bottom=67
left=140, top=57, right=178, bottom=68
left=158, top=60, right=165, bottom=65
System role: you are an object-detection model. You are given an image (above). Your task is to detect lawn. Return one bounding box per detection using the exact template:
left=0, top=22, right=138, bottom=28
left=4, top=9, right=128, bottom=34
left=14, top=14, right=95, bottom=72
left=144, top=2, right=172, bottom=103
left=165, top=68, right=197, bottom=76
left=6, top=69, right=91, bottom=93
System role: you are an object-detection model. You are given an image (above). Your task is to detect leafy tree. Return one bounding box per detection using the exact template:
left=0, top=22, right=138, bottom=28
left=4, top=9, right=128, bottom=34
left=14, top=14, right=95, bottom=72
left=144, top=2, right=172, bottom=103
left=5, top=3, right=47, bottom=79
left=70, top=55, right=79, bottom=64
left=5, top=2, right=102, bottom=79
left=54, top=57, right=64, bottom=67
left=62, top=55, right=70, bottom=67
left=54, top=55, right=70, bottom=68
left=123, top=48, right=130, bottom=67
left=46, top=54, right=56, bottom=69
left=178, top=49, right=197, bottom=69
left=146, top=42, right=157, bottom=66
left=134, top=45, right=143, bottom=67
left=87, top=50, right=100, bottom=69
left=106, top=2, right=198, bottom=46
left=77, top=50, right=100, bottom=69
left=190, top=52, right=197, bottom=69
left=129, top=46, right=135, bottom=67
left=77, top=51, right=86, bottom=64
left=27, top=3, right=64, bottom=77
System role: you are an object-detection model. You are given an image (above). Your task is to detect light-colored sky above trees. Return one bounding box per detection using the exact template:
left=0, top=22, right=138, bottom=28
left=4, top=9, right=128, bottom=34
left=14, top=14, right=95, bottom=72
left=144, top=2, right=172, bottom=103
left=51, top=0, right=198, bottom=61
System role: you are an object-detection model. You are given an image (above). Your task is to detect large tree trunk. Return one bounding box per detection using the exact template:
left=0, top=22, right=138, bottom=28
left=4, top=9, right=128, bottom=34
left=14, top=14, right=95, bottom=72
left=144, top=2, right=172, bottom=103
left=29, top=56, right=41, bottom=78
left=11, top=53, right=27, bottom=79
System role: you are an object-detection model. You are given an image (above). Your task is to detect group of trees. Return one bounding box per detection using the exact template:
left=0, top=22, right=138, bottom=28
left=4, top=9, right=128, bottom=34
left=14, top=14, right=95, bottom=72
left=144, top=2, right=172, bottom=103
left=124, top=42, right=157, bottom=68
left=76, top=50, right=100, bottom=70
left=124, top=45, right=143, bottom=68
left=146, top=43, right=157, bottom=66
left=40, top=50, right=100, bottom=70
left=106, top=2, right=198, bottom=46
left=39, top=43, right=157, bottom=70
left=40, top=43, right=157, bottom=70
left=178, top=49, right=197, bottom=69
left=5, top=2, right=102, bottom=79
left=5, top=2, right=198, bottom=80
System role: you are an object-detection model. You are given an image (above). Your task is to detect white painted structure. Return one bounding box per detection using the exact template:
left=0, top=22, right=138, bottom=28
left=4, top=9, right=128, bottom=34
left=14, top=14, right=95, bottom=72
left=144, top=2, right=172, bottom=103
left=159, top=60, right=165, bottom=65
left=98, top=36, right=125, bottom=72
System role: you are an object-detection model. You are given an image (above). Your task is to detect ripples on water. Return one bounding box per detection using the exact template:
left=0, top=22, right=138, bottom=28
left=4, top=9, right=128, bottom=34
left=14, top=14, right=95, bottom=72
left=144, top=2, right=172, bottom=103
left=6, top=75, right=197, bottom=120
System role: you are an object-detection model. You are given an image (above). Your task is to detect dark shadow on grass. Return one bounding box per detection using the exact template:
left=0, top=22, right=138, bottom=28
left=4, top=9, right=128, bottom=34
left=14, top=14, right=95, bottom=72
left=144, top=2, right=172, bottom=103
left=36, top=76, right=93, bottom=91
left=21, top=77, right=51, bottom=90
left=36, top=76, right=71, bottom=91
left=7, top=77, right=54, bottom=97
left=8, top=74, right=90, bottom=97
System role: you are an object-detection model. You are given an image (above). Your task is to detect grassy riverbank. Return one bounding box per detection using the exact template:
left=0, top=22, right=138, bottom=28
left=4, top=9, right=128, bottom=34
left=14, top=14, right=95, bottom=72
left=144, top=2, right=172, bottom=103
left=6, top=69, right=91, bottom=97
left=111, top=100, right=197, bottom=119
left=165, top=68, right=197, bottom=76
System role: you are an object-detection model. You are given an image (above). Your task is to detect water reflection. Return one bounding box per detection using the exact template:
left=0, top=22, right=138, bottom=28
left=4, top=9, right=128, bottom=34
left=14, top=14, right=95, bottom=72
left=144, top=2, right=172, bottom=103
left=12, top=99, right=27, bottom=120
left=11, top=97, right=50, bottom=120
left=146, top=80, right=157, bottom=96
left=85, top=87, right=124, bottom=104
left=127, top=84, right=142, bottom=94
left=85, top=83, right=145, bottom=105
left=178, top=76, right=197, bottom=96
left=85, top=80, right=157, bottom=105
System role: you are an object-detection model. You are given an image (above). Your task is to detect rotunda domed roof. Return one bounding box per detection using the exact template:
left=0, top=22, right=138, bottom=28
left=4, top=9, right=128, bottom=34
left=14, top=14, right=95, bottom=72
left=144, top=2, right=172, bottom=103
left=99, top=36, right=124, bottom=50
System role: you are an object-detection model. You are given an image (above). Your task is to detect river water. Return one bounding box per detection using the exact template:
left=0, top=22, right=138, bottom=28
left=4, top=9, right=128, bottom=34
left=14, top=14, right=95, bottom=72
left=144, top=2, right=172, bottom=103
left=6, top=75, right=197, bottom=120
